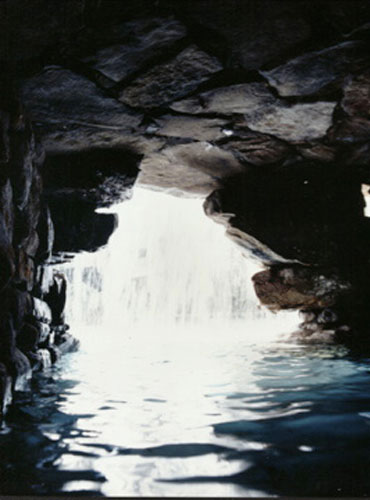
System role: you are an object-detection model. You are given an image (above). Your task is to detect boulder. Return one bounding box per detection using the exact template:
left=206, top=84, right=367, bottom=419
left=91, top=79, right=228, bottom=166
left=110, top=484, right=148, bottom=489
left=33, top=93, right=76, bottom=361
left=252, top=266, right=351, bottom=310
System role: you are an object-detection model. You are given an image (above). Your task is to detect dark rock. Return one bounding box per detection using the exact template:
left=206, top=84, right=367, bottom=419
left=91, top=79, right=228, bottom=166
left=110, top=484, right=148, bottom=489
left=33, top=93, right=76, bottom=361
left=48, top=345, right=61, bottom=364
left=252, top=266, right=351, bottom=311
left=219, top=129, right=292, bottom=166
left=13, top=348, right=32, bottom=390
left=204, top=163, right=366, bottom=265
left=162, top=0, right=311, bottom=70
left=0, top=214, right=15, bottom=292
left=17, top=322, right=40, bottom=352
left=1, top=287, right=33, bottom=331
left=295, top=142, right=336, bottom=163
left=0, top=0, right=85, bottom=63
left=0, top=180, right=14, bottom=243
left=0, top=111, right=11, bottom=168
left=172, top=83, right=335, bottom=142
left=328, top=71, right=370, bottom=144
left=152, top=115, right=227, bottom=142
left=0, top=362, right=12, bottom=418
left=119, top=45, right=222, bottom=109
left=48, top=194, right=118, bottom=254
left=317, top=308, right=339, bottom=324
left=44, top=272, right=67, bottom=325
left=171, top=83, right=278, bottom=116
left=8, top=118, right=34, bottom=211
left=139, top=141, right=244, bottom=196
left=21, top=67, right=142, bottom=135
left=35, top=204, right=54, bottom=262
left=260, top=41, right=370, bottom=97
left=15, top=249, right=35, bottom=291
left=43, top=147, right=140, bottom=207
left=12, top=160, right=42, bottom=249
left=246, top=101, right=335, bottom=142
left=22, top=230, right=40, bottom=258
left=55, top=333, right=80, bottom=354
left=0, top=313, right=16, bottom=365
left=82, top=17, right=187, bottom=84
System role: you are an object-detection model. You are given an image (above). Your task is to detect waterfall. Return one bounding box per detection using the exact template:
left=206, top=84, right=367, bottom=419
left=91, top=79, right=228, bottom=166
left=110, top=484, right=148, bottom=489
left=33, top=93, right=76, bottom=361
left=58, top=187, right=298, bottom=341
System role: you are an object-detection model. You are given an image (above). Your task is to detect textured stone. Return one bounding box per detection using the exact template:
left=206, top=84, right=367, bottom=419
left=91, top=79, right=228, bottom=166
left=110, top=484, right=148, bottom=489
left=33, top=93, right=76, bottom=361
left=0, top=214, right=15, bottom=292
left=172, top=83, right=335, bottom=142
left=328, top=72, right=370, bottom=144
left=138, top=142, right=244, bottom=196
left=261, top=41, right=370, bottom=97
left=21, top=68, right=141, bottom=133
left=152, top=115, right=227, bottom=142
left=171, top=83, right=278, bottom=116
left=0, top=180, right=14, bottom=243
left=82, top=17, right=187, bottom=84
left=253, top=266, right=351, bottom=311
left=220, top=129, right=292, bottom=166
left=247, top=102, right=335, bottom=142
left=119, top=46, right=222, bottom=109
left=15, top=249, right=35, bottom=291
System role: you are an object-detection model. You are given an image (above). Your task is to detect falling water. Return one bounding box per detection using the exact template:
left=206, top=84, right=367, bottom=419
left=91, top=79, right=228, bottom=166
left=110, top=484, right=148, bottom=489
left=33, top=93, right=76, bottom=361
left=59, top=187, right=297, bottom=340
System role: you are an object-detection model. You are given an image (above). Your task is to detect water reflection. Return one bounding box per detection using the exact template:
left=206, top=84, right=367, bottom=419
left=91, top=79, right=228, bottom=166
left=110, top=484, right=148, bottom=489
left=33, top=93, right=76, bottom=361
left=2, top=188, right=370, bottom=496
left=2, top=338, right=370, bottom=496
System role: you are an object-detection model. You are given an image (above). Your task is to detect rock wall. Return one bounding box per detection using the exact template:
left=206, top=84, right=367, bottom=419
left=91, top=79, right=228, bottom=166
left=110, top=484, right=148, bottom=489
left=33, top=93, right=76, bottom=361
left=0, top=89, right=76, bottom=418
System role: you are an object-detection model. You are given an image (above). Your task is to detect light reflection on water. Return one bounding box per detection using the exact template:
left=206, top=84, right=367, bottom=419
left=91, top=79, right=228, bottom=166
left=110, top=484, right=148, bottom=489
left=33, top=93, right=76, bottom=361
left=3, top=334, right=370, bottom=497
left=2, top=188, right=370, bottom=496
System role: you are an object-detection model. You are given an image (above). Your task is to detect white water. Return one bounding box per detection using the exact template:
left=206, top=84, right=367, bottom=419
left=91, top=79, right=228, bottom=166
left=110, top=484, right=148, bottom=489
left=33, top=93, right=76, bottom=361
left=58, top=187, right=298, bottom=341
left=40, top=187, right=304, bottom=497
